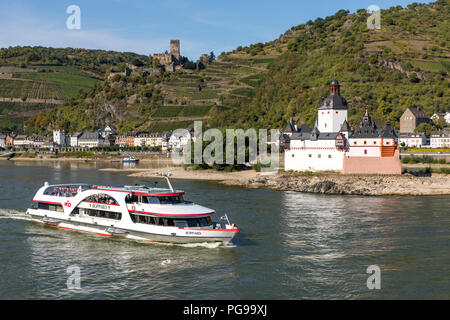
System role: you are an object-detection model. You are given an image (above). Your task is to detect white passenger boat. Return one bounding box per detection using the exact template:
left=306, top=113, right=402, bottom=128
left=26, top=174, right=239, bottom=244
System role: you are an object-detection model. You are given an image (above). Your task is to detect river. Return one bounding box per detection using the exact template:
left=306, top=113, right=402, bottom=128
left=0, top=160, right=448, bottom=299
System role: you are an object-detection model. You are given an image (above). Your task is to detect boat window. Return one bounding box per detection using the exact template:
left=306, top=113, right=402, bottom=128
left=46, top=203, right=64, bottom=212
left=131, top=214, right=163, bottom=225
left=187, top=219, right=199, bottom=227
left=147, top=196, right=160, bottom=204
left=125, top=194, right=139, bottom=203
left=140, top=196, right=148, bottom=204
left=131, top=214, right=177, bottom=226
left=38, top=202, right=49, bottom=210
left=174, top=220, right=188, bottom=228
left=158, top=195, right=184, bottom=204
left=43, top=186, right=86, bottom=197
left=84, top=193, right=118, bottom=205
left=200, top=217, right=211, bottom=226
left=37, top=202, right=63, bottom=212
left=85, top=209, right=121, bottom=220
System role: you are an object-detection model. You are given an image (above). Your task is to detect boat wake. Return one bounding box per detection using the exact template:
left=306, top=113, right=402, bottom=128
left=133, top=238, right=237, bottom=249
left=0, top=209, right=31, bottom=221
left=177, top=241, right=237, bottom=249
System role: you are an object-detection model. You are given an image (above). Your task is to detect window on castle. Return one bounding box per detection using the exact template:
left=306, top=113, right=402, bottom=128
left=386, top=142, right=390, bottom=145
left=292, top=154, right=295, bottom=158
left=318, top=154, right=321, bottom=158
left=373, top=141, right=377, bottom=144
left=354, top=141, right=357, bottom=145
left=364, top=150, right=367, bottom=155
left=328, top=155, right=332, bottom=158
left=308, top=154, right=312, bottom=158
left=364, top=141, right=367, bottom=145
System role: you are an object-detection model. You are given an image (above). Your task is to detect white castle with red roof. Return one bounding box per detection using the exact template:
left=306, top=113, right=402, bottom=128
left=283, top=79, right=401, bottom=174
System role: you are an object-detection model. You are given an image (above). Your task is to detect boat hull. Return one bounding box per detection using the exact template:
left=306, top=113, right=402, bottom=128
left=27, top=211, right=237, bottom=244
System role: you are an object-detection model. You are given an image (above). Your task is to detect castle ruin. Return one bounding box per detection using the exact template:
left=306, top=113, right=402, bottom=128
left=107, top=40, right=182, bottom=81
left=154, top=40, right=182, bottom=72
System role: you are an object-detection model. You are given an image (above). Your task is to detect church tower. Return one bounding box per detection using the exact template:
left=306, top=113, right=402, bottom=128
left=317, top=79, right=348, bottom=133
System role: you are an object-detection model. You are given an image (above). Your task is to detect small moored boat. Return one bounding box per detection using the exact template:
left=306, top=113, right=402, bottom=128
left=122, top=156, right=139, bottom=163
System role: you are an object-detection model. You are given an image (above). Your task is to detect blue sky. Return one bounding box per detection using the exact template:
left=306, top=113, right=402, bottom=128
left=0, top=0, right=433, bottom=60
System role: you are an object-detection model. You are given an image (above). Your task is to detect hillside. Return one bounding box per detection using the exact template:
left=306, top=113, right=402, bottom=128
left=10, top=0, right=450, bottom=134
left=0, top=47, right=148, bottom=131
left=209, top=0, right=449, bottom=130
left=23, top=51, right=272, bottom=134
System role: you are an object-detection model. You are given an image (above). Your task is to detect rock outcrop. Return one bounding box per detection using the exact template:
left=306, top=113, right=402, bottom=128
left=240, top=172, right=450, bottom=196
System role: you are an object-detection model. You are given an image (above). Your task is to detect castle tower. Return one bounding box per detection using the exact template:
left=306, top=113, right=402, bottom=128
left=170, top=40, right=180, bottom=61
left=53, top=129, right=65, bottom=146
left=317, top=79, right=348, bottom=133
left=330, top=79, right=340, bottom=94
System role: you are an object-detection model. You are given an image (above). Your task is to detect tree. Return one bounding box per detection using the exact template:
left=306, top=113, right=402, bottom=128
left=133, top=58, right=144, bottom=67
left=409, top=72, right=419, bottom=83
left=209, top=51, right=215, bottom=63
left=414, top=123, right=436, bottom=136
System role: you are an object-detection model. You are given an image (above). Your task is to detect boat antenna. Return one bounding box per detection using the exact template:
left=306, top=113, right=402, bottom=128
left=157, top=172, right=174, bottom=192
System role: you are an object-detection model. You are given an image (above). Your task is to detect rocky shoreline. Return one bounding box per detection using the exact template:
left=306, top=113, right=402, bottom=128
left=237, top=172, right=450, bottom=196
left=123, top=166, right=450, bottom=196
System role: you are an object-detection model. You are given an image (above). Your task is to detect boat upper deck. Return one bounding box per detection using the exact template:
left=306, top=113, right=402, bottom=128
left=42, top=184, right=185, bottom=198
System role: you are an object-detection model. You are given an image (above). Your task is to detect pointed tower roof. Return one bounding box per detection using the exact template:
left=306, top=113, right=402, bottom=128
left=318, top=79, right=348, bottom=110
left=284, top=118, right=296, bottom=132
left=311, top=126, right=320, bottom=135
left=340, top=119, right=351, bottom=132
left=298, top=124, right=311, bottom=133
left=352, top=109, right=379, bottom=138
left=378, top=119, right=397, bottom=138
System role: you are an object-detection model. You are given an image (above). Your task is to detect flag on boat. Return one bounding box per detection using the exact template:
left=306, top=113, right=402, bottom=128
left=220, top=214, right=230, bottom=224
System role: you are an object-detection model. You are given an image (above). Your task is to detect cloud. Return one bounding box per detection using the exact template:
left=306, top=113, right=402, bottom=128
left=0, top=5, right=206, bottom=59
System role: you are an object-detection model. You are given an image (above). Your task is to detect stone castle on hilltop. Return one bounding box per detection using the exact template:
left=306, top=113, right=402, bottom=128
left=108, top=40, right=183, bottom=80
left=153, top=40, right=182, bottom=72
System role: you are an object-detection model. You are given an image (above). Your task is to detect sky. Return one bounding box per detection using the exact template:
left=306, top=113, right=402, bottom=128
left=0, top=0, right=434, bottom=60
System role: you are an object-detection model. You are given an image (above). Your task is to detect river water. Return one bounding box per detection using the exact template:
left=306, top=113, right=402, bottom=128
left=0, top=160, right=448, bottom=299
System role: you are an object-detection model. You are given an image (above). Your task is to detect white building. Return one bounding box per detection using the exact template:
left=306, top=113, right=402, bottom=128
left=28, top=136, right=53, bottom=149
left=431, top=112, right=450, bottom=125
left=67, top=133, right=82, bottom=147
left=78, top=132, right=105, bottom=148
left=284, top=80, right=400, bottom=174
left=135, top=132, right=163, bottom=148
left=168, top=130, right=193, bottom=151
left=100, top=125, right=117, bottom=138
left=430, top=130, right=450, bottom=148
left=13, top=134, right=28, bottom=148
left=398, top=132, right=427, bottom=148
left=53, top=130, right=66, bottom=146
left=0, top=134, right=6, bottom=148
